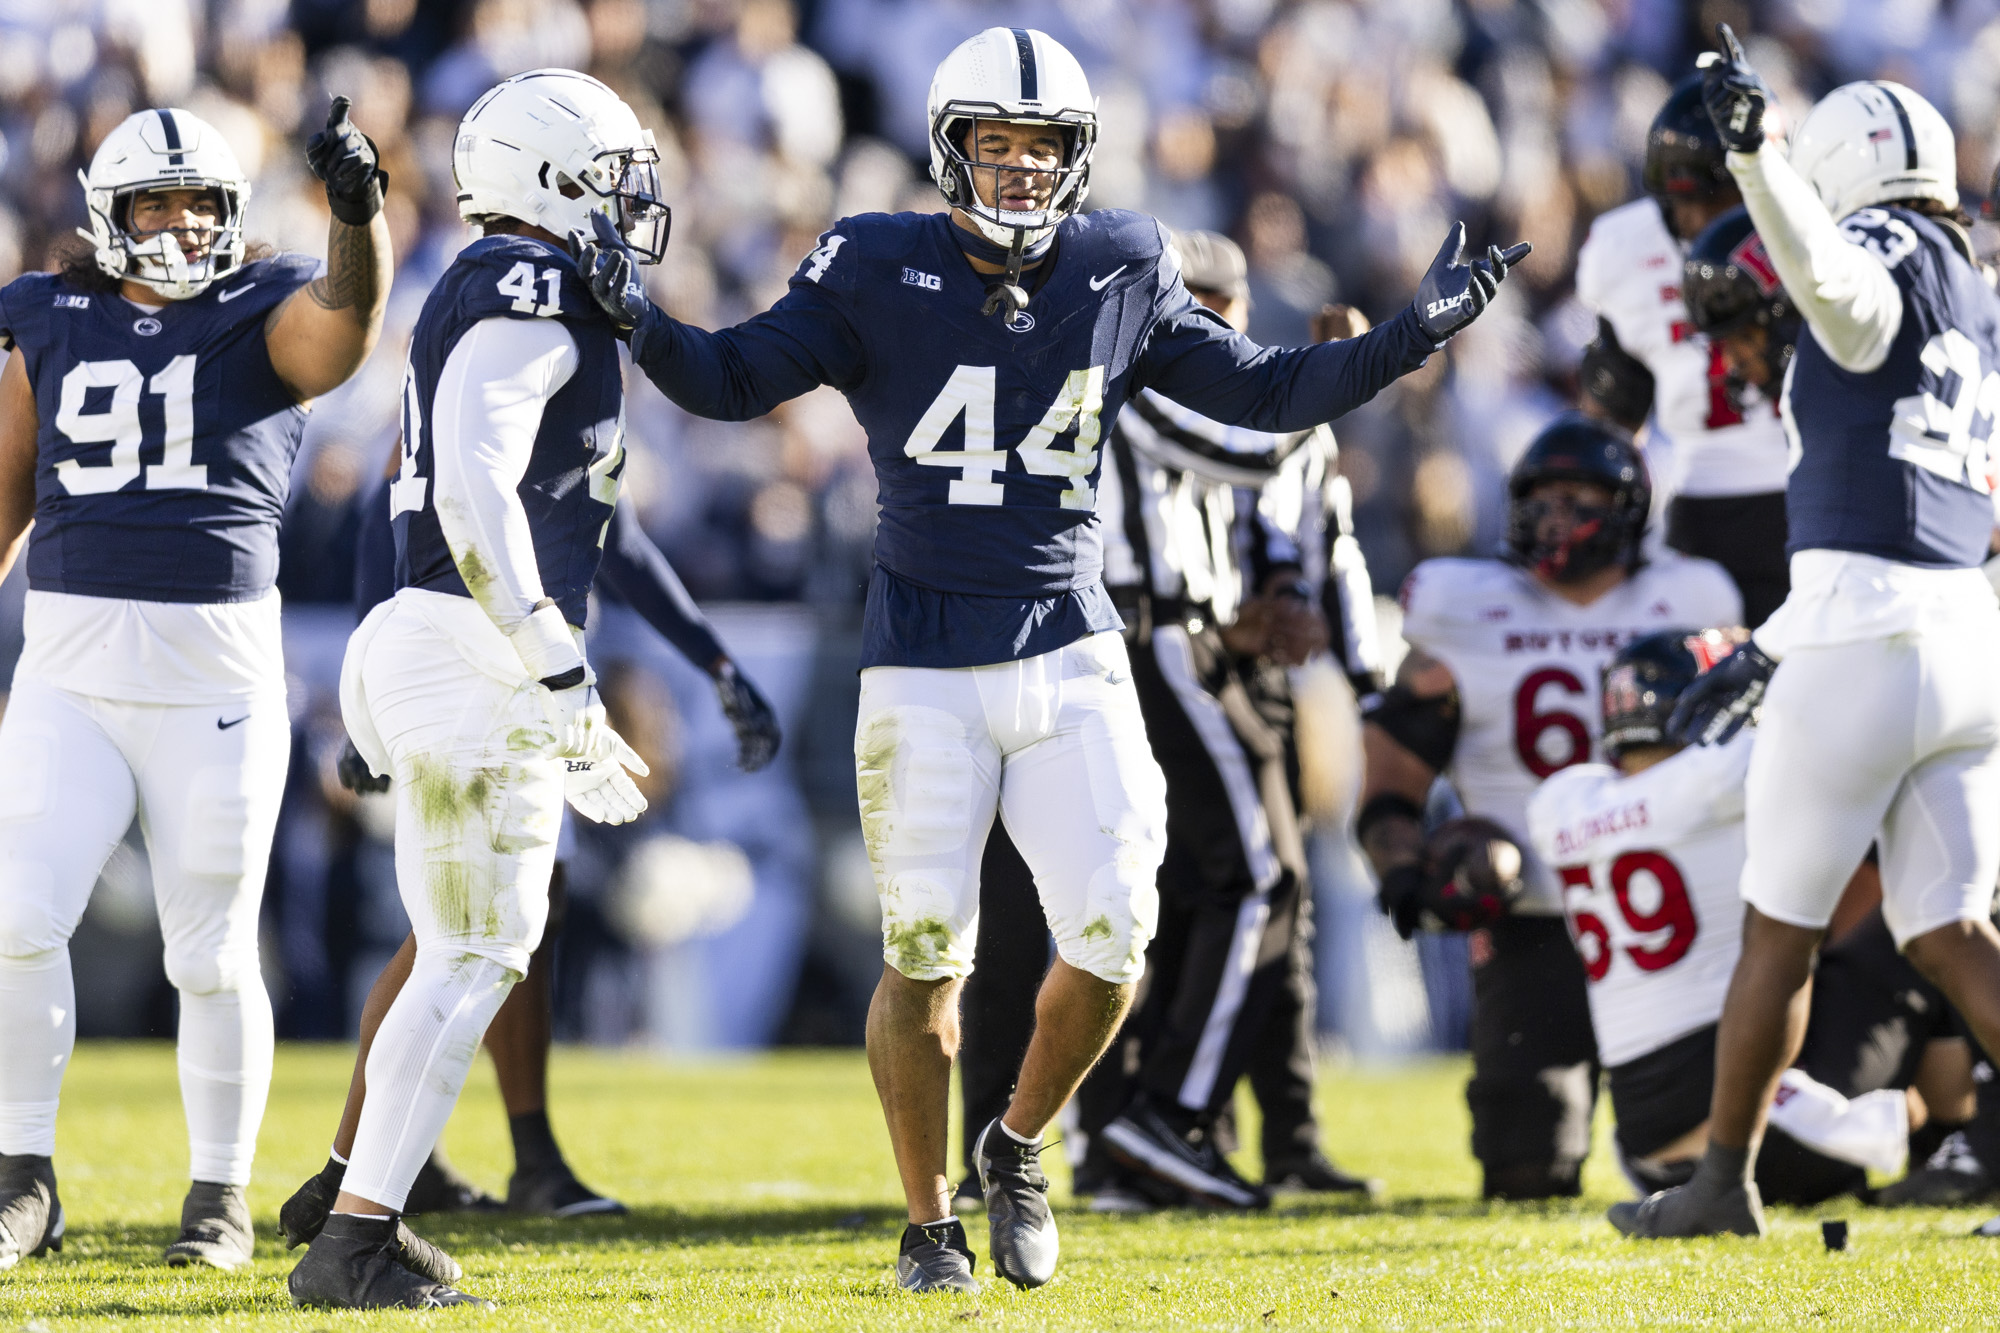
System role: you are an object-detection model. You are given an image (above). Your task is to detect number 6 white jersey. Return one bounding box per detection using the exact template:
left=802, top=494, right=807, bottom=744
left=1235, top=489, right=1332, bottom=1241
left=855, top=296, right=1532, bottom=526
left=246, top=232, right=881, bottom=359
left=1524, top=733, right=1753, bottom=1067
left=1397, top=553, right=1741, bottom=914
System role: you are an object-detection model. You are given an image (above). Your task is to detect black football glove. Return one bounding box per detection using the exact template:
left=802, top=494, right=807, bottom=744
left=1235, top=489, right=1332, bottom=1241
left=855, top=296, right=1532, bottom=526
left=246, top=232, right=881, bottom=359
left=714, top=659, right=781, bottom=772
left=569, top=210, right=653, bottom=335
left=1376, top=863, right=1428, bottom=941
left=1666, top=640, right=1777, bottom=747
left=1412, top=223, right=1532, bottom=341
left=336, top=735, right=390, bottom=794
left=305, top=96, right=387, bottom=226
left=1697, top=23, right=1769, bottom=155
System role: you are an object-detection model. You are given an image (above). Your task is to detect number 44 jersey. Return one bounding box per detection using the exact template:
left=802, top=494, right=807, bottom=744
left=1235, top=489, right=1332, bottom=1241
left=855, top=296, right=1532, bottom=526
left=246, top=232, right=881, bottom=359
left=1524, top=732, right=1753, bottom=1067
left=1397, top=552, right=1741, bottom=915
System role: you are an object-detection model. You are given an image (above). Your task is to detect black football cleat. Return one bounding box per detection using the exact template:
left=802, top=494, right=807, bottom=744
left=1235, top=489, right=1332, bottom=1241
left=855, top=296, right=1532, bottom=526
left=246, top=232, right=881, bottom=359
left=895, top=1218, right=977, bottom=1293
left=1879, top=1132, right=1992, bottom=1207
left=1102, top=1101, right=1268, bottom=1210
left=1084, top=1163, right=1188, bottom=1214
left=1264, top=1152, right=1386, bottom=1200
left=163, top=1182, right=253, bottom=1269
left=0, top=1154, right=62, bottom=1270
left=278, top=1157, right=462, bottom=1285
left=506, top=1162, right=627, bottom=1218
left=1608, top=1179, right=1765, bottom=1239
left=973, top=1118, right=1059, bottom=1288
left=403, top=1150, right=504, bottom=1215
left=288, top=1213, right=487, bottom=1309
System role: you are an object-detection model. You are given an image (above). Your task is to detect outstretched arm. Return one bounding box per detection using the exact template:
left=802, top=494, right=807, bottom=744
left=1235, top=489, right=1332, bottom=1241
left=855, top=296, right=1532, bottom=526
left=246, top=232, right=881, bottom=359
left=266, top=97, right=393, bottom=401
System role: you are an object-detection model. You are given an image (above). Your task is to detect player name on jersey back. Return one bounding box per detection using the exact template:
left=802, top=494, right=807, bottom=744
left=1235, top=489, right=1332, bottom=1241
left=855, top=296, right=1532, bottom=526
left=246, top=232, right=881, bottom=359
left=0, top=256, right=317, bottom=604
left=1575, top=198, right=1789, bottom=498
left=1526, top=734, right=1753, bottom=1067
left=1398, top=554, right=1742, bottom=913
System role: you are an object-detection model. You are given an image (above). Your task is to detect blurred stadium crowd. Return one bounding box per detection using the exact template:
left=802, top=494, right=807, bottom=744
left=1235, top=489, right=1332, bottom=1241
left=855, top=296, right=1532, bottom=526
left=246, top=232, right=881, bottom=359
left=2, top=0, right=1997, bottom=1049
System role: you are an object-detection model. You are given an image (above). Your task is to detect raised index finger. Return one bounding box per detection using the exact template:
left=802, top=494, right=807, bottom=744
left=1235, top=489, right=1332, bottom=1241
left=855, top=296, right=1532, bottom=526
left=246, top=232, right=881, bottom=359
left=1716, top=21, right=1747, bottom=66
left=326, top=95, right=353, bottom=133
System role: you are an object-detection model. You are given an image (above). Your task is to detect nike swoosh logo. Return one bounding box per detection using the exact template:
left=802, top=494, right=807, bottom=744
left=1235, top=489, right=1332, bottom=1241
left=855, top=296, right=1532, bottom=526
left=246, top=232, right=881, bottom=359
left=1089, top=266, right=1127, bottom=292
left=217, top=716, right=250, bottom=730
left=216, top=283, right=256, bottom=303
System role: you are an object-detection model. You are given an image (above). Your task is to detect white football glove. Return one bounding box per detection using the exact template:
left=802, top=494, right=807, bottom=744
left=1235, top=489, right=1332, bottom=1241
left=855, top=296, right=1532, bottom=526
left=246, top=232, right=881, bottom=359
left=562, top=729, right=651, bottom=825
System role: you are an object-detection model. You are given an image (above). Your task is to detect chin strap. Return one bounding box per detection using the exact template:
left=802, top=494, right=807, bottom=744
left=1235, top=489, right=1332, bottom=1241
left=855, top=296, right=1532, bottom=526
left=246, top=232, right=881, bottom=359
left=980, top=228, right=1031, bottom=321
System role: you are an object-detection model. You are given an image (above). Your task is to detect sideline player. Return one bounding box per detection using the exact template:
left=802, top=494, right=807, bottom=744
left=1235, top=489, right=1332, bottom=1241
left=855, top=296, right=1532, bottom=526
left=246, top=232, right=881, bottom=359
left=0, top=100, right=390, bottom=1268
left=1679, top=207, right=1801, bottom=417
left=1357, top=415, right=1739, bottom=1199
left=1529, top=631, right=1963, bottom=1204
left=569, top=27, right=1524, bottom=1291
left=1576, top=75, right=1791, bottom=625
left=1614, top=29, right=2000, bottom=1239
left=284, top=69, right=667, bottom=1308
left=276, top=492, right=781, bottom=1239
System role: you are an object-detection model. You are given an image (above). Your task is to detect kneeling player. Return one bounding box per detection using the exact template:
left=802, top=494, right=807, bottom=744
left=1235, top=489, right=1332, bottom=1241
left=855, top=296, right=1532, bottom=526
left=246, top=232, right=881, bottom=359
left=1529, top=633, right=1956, bottom=1202
left=1359, top=416, right=1739, bottom=1199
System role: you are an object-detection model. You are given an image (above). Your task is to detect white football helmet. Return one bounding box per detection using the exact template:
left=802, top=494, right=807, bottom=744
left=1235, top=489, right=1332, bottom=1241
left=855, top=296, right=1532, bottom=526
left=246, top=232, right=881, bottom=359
left=77, top=108, right=251, bottom=300
left=1789, top=80, right=1958, bottom=221
left=927, top=27, right=1097, bottom=248
left=454, top=69, right=669, bottom=261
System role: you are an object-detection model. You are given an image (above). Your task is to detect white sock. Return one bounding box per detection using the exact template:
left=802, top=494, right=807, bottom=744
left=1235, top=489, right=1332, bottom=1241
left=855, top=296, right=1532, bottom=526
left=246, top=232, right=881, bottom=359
left=178, top=979, right=274, bottom=1187
left=341, top=950, right=516, bottom=1210
left=998, top=1118, right=1042, bottom=1147
left=0, top=948, right=74, bottom=1158
left=329, top=1146, right=348, bottom=1166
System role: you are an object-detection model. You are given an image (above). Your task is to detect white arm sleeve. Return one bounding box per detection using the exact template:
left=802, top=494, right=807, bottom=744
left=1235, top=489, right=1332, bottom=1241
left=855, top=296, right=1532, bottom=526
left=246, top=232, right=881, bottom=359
left=432, top=316, right=580, bottom=635
left=1727, top=148, right=1903, bottom=374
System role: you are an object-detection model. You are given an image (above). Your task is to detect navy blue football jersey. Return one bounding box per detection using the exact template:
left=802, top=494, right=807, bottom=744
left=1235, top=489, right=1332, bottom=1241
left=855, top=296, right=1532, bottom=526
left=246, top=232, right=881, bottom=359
left=629, top=209, right=1436, bottom=668
left=1783, top=207, right=2000, bottom=568
left=392, top=235, right=626, bottom=627
left=0, top=254, right=316, bottom=602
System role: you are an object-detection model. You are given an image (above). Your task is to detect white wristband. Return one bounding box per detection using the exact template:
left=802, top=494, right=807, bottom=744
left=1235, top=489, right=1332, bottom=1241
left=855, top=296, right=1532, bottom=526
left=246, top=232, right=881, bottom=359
left=507, top=603, right=586, bottom=684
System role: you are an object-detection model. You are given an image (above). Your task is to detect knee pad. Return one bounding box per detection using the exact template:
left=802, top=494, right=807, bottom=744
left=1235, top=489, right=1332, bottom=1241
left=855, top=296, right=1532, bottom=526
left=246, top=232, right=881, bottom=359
left=880, top=870, right=973, bottom=980
left=856, top=705, right=980, bottom=864
left=1052, top=861, right=1159, bottom=986
left=166, top=940, right=261, bottom=997
left=0, top=860, right=67, bottom=960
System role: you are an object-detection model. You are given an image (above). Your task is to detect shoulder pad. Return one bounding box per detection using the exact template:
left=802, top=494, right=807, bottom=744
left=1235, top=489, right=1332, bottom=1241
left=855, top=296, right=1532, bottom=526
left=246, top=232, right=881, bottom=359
left=1639, top=552, right=1743, bottom=627
left=789, top=213, right=926, bottom=295
left=1066, top=209, right=1172, bottom=265
left=0, top=273, right=65, bottom=351
left=1836, top=207, right=1924, bottom=272
left=1398, top=558, right=1515, bottom=643
left=449, top=236, right=603, bottom=326
left=1524, top=763, right=1620, bottom=853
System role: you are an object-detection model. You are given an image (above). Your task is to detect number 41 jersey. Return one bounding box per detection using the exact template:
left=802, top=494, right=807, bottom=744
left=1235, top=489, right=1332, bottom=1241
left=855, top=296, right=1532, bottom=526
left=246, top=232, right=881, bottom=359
left=1397, top=553, right=1741, bottom=914
left=1525, top=733, right=1752, bottom=1068
left=0, top=255, right=316, bottom=603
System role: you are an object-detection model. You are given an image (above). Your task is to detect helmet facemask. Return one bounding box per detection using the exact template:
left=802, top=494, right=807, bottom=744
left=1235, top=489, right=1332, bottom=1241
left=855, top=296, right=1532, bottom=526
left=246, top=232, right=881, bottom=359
left=932, top=106, right=1094, bottom=321
left=565, top=144, right=671, bottom=263
left=81, top=178, right=249, bottom=300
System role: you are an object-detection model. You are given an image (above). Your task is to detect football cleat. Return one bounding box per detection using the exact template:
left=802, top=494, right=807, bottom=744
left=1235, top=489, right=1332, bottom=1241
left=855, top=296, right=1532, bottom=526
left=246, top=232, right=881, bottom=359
left=288, top=1213, right=487, bottom=1310
left=278, top=1158, right=462, bottom=1285
left=973, top=1118, right=1059, bottom=1288
left=163, top=1181, right=253, bottom=1270
left=1878, top=1132, right=1992, bottom=1207
left=0, top=1154, right=62, bottom=1270
left=1608, top=1179, right=1765, bottom=1239
left=403, top=1150, right=504, bottom=1215
left=506, top=1162, right=627, bottom=1218
left=1102, top=1101, right=1269, bottom=1210
left=895, top=1218, right=977, bottom=1294
left=1264, top=1152, right=1386, bottom=1200
left=1084, top=1164, right=1188, bottom=1214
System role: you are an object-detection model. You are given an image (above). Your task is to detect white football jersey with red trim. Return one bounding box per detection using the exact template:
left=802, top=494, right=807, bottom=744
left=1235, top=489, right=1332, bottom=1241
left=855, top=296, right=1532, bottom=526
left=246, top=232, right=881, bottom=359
left=1575, top=197, right=1790, bottom=499
left=1398, top=554, right=1742, bottom=914
left=1525, top=732, right=1753, bottom=1067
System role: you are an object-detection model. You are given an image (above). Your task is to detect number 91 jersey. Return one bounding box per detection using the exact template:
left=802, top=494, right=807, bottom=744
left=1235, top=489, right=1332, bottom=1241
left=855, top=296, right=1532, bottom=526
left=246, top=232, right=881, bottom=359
left=1397, top=553, right=1741, bottom=913
left=1524, top=733, right=1752, bottom=1067
left=0, top=255, right=316, bottom=602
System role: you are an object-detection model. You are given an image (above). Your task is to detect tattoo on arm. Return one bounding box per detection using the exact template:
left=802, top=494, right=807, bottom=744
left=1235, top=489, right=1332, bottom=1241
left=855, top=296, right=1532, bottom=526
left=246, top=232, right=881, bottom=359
left=304, top=219, right=384, bottom=315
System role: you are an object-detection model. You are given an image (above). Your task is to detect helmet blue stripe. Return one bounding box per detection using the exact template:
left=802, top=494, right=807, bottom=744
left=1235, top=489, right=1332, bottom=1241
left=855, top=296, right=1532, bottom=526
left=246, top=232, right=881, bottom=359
left=1872, top=82, right=1919, bottom=172
left=156, top=108, right=185, bottom=166
left=1010, top=28, right=1038, bottom=102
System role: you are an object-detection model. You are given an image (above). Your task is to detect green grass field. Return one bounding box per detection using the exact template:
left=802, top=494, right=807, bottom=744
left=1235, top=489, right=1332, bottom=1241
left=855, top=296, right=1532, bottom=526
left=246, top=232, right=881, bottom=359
left=4, top=1043, right=1998, bottom=1330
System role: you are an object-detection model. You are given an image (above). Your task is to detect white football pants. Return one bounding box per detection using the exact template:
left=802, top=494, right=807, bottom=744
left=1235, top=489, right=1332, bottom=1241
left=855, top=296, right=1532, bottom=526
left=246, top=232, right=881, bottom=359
left=0, top=677, right=286, bottom=1184
left=337, top=591, right=564, bottom=1209
left=1743, top=612, right=2000, bottom=946
left=856, top=631, right=1167, bottom=986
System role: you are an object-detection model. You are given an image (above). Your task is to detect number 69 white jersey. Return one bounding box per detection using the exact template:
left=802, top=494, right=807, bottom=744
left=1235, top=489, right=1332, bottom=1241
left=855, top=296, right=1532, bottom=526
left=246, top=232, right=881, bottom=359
left=1398, top=553, right=1741, bottom=915
left=1524, top=732, right=1753, bottom=1067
